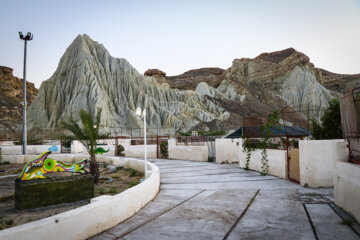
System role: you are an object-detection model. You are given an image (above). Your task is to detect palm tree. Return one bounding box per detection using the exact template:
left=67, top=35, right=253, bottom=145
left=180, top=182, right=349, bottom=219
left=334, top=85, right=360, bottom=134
left=61, top=108, right=109, bottom=183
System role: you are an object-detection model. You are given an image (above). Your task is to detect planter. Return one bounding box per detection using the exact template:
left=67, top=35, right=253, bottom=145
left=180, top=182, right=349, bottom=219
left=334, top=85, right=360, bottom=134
left=15, top=174, right=94, bottom=210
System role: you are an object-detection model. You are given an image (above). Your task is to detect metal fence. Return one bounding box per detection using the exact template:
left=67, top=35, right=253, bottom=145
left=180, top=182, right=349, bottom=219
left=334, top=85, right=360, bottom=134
left=0, top=104, right=330, bottom=142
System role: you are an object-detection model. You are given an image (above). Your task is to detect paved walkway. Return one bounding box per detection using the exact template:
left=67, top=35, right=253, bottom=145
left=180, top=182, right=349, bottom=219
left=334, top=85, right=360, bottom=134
left=92, top=159, right=360, bottom=240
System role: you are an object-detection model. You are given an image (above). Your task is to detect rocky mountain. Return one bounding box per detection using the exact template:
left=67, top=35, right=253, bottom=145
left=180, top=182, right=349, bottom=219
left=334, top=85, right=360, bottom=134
left=0, top=66, right=38, bottom=139
left=160, top=68, right=224, bottom=90
left=27, top=35, right=360, bottom=135
left=28, top=35, right=228, bottom=133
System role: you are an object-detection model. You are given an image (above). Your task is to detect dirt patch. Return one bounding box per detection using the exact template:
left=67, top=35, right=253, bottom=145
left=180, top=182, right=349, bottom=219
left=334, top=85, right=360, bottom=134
left=0, top=163, right=23, bottom=176
left=0, top=163, right=143, bottom=230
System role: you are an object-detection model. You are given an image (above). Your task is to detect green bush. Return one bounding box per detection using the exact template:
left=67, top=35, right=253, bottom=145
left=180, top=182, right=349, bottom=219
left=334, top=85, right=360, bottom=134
left=129, top=169, right=136, bottom=177
left=14, top=139, right=43, bottom=145
left=311, top=98, right=342, bottom=139
left=117, top=144, right=125, bottom=155
left=177, top=131, right=191, bottom=136
left=208, top=156, right=214, bottom=162
left=160, top=141, right=168, bottom=158
left=109, top=187, right=117, bottom=194
left=198, top=130, right=226, bottom=136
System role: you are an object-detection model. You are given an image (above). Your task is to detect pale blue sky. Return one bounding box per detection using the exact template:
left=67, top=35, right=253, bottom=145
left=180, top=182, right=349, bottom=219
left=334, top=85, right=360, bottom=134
left=1, top=0, right=359, bottom=87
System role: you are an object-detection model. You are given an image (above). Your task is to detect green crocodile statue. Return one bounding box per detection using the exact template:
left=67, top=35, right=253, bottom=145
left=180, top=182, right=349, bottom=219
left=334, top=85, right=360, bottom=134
left=95, top=147, right=110, bottom=155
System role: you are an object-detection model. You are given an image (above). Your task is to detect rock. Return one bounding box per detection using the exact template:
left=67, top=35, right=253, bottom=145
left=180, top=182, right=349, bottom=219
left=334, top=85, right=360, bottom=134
left=144, top=69, right=166, bottom=77
left=106, top=165, right=119, bottom=173
left=164, top=68, right=225, bottom=90
left=0, top=66, right=38, bottom=139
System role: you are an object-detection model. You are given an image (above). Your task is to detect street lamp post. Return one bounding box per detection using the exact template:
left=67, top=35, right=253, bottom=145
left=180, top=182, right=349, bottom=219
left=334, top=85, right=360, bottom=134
left=136, top=106, right=147, bottom=177
left=19, top=32, right=33, bottom=155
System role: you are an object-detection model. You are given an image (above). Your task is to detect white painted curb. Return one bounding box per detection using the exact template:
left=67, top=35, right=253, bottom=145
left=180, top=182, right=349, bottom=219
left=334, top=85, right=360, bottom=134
left=0, top=155, right=160, bottom=240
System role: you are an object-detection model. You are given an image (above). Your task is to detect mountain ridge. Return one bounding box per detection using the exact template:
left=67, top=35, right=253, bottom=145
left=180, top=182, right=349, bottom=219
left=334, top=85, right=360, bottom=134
left=22, top=34, right=360, bottom=135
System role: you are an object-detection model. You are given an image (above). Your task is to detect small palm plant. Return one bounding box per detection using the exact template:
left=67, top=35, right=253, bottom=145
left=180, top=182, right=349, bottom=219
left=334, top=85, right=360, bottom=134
left=61, top=108, right=108, bottom=183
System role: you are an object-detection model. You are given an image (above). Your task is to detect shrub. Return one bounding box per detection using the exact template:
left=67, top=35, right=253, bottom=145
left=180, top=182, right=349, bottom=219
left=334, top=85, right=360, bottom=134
left=160, top=141, right=168, bottom=158
left=56, top=134, right=75, bottom=148
left=117, top=144, right=125, bottom=155
left=128, top=180, right=138, bottom=187
left=208, top=156, right=214, bottom=162
left=311, top=98, right=342, bottom=139
left=109, top=187, right=117, bottom=194
left=177, top=131, right=191, bottom=136
left=129, top=169, right=136, bottom=177
left=198, top=130, right=226, bottom=136
left=14, top=139, right=42, bottom=145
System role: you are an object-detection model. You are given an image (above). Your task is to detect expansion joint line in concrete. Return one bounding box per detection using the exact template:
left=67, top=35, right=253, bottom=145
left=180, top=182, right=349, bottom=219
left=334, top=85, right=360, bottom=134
left=328, top=203, right=360, bottom=237
left=161, top=178, right=279, bottom=184
left=303, top=204, right=319, bottom=240
left=222, top=189, right=260, bottom=240
left=114, top=189, right=206, bottom=239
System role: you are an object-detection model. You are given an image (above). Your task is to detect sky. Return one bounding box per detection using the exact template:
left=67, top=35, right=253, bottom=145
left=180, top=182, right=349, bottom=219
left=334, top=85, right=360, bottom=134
left=1, top=0, right=359, bottom=88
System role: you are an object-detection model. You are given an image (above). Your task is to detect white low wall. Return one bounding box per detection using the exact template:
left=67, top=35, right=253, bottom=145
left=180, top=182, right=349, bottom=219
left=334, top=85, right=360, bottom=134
left=239, top=148, right=287, bottom=179
left=0, top=145, right=61, bottom=155
left=0, top=156, right=160, bottom=240
left=123, top=139, right=157, bottom=159
left=168, top=139, right=208, bottom=162
left=216, top=138, right=287, bottom=178
left=299, top=140, right=348, bottom=188
left=71, top=141, right=84, bottom=154
left=215, top=138, right=241, bottom=163
left=334, top=162, right=360, bottom=223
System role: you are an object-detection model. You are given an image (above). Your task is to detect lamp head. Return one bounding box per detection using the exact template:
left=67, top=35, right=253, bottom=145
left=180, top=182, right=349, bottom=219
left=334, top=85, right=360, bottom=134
left=25, top=32, right=33, bottom=40
left=136, top=107, right=141, bottom=116
left=19, top=32, right=33, bottom=40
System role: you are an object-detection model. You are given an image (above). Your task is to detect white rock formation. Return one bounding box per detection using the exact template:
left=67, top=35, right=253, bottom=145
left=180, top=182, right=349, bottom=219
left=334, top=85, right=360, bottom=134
left=28, top=35, right=228, bottom=133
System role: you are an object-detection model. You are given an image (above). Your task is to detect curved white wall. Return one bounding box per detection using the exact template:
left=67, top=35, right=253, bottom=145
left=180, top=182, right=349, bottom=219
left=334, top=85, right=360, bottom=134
left=0, top=156, right=160, bottom=240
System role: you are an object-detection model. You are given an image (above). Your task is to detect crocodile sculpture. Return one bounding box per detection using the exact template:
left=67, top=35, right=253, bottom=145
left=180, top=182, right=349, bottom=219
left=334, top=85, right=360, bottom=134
left=95, top=147, right=110, bottom=154
left=18, top=151, right=88, bottom=181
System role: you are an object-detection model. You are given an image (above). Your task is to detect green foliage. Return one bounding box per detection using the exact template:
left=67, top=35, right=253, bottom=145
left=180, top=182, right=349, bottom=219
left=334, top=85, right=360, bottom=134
left=177, top=131, right=191, bottom=136
left=117, top=144, right=125, bottom=155
left=129, top=168, right=136, bottom=177
left=128, top=180, right=138, bottom=187
left=61, top=108, right=109, bottom=183
left=198, top=130, right=226, bottom=136
left=14, top=139, right=42, bottom=145
left=5, top=219, right=13, bottom=226
left=258, top=111, right=280, bottom=175
left=242, top=136, right=255, bottom=170
left=109, top=186, right=117, bottom=194
left=242, top=111, right=280, bottom=175
left=208, top=156, right=214, bottom=162
left=97, top=187, right=106, bottom=194
left=160, top=141, right=168, bottom=158
left=311, top=98, right=342, bottom=139
left=56, top=134, right=75, bottom=148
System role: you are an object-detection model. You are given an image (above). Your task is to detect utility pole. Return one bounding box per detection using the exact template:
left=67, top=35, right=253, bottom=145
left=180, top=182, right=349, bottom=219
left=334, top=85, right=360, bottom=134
left=307, top=103, right=310, bottom=135
left=19, top=32, right=33, bottom=155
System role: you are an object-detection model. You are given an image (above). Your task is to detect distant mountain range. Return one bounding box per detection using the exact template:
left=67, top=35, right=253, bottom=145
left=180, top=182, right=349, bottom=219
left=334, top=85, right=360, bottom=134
left=1, top=34, right=359, bottom=138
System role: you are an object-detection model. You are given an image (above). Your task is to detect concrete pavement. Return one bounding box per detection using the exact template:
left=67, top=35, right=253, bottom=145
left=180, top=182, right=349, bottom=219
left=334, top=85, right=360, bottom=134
left=91, top=159, right=359, bottom=240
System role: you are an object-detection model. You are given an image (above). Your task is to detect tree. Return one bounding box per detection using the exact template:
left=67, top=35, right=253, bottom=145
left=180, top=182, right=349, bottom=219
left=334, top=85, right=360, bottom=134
left=61, top=108, right=109, bottom=183
left=311, top=98, right=343, bottom=139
